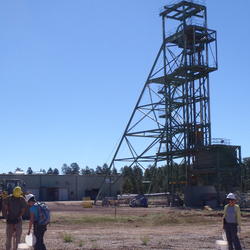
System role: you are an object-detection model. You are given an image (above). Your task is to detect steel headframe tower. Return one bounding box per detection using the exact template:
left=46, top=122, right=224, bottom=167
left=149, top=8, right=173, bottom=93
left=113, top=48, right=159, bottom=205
left=97, top=0, right=218, bottom=198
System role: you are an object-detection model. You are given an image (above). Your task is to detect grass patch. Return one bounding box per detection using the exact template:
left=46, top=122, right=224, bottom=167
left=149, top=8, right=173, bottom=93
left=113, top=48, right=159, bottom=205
left=78, top=240, right=84, bottom=247
left=145, top=210, right=217, bottom=226
left=52, top=213, right=143, bottom=225
left=52, top=210, right=217, bottom=227
left=62, top=233, right=74, bottom=243
left=141, top=236, right=150, bottom=246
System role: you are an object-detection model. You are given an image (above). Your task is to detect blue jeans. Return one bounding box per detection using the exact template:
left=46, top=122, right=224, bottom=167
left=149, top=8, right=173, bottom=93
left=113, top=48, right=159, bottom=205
left=34, top=223, right=47, bottom=250
left=224, top=223, right=242, bottom=250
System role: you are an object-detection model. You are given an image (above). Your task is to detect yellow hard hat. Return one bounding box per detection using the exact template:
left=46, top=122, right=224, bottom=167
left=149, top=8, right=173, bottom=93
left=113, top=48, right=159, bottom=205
left=13, top=186, right=22, bottom=198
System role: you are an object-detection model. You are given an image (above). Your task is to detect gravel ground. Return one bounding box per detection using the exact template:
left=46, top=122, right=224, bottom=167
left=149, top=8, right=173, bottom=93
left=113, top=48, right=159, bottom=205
left=0, top=202, right=249, bottom=250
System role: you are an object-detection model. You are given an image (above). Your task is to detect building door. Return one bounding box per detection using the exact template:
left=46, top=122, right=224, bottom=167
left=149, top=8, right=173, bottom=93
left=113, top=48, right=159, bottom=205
left=58, top=188, right=68, bottom=201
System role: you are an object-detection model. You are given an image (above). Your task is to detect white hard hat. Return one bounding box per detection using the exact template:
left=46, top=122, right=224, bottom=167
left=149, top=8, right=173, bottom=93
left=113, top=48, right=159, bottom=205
left=25, top=194, right=34, bottom=202
left=226, top=193, right=236, bottom=200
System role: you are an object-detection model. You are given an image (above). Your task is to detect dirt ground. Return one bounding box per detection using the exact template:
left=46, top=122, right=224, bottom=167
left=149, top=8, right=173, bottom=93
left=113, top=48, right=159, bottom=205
left=0, top=201, right=250, bottom=250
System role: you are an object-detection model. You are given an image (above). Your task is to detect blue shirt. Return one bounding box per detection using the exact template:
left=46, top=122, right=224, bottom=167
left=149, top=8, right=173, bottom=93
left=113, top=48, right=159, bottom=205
left=29, top=204, right=39, bottom=221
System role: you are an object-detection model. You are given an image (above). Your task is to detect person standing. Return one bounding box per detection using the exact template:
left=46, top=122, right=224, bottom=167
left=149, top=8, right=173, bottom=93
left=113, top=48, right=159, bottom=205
left=4, top=186, right=26, bottom=250
left=223, top=193, right=242, bottom=250
left=26, top=194, right=48, bottom=250
left=0, top=191, right=3, bottom=218
left=1, top=191, right=9, bottom=218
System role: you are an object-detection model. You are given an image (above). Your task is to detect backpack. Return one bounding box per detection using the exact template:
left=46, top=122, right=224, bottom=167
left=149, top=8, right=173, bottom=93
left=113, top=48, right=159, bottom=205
left=35, top=202, right=50, bottom=225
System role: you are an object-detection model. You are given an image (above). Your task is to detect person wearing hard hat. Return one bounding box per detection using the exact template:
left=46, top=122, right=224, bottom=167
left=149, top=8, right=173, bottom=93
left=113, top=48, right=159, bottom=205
left=222, top=193, right=242, bottom=250
left=25, top=194, right=49, bottom=250
left=4, top=186, right=26, bottom=250
left=0, top=191, right=3, bottom=215
left=1, top=191, right=9, bottom=218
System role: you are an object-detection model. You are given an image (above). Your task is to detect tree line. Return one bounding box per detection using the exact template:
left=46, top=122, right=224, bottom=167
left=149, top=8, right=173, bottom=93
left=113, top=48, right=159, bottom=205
left=3, top=163, right=183, bottom=193
left=121, top=164, right=186, bottom=194
left=2, top=163, right=118, bottom=176
left=3, top=159, right=250, bottom=193
left=61, top=163, right=118, bottom=175
left=121, top=160, right=250, bottom=194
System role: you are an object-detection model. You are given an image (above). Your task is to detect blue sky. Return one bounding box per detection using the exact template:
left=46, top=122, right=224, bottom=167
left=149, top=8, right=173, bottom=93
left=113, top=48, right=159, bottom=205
left=0, top=0, right=249, bottom=173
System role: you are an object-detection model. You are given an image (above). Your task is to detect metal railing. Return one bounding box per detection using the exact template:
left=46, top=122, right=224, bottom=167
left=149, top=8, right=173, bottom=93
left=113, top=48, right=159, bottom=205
left=212, top=138, right=231, bottom=145
left=160, top=0, right=206, bottom=12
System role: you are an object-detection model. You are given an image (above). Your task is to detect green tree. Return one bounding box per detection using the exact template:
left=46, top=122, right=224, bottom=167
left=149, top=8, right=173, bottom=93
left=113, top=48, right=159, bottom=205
left=47, top=168, right=53, bottom=175
left=62, top=164, right=71, bottom=175
left=26, top=167, right=33, bottom=175
left=111, top=166, right=118, bottom=175
left=81, top=166, right=94, bottom=175
left=132, top=165, right=143, bottom=193
left=102, top=163, right=111, bottom=175
left=95, top=165, right=103, bottom=175
left=121, top=166, right=132, bottom=193
left=53, top=168, right=59, bottom=175
left=144, top=165, right=160, bottom=193
left=122, top=178, right=134, bottom=193
left=70, top=163, right=80, bottom=175
left=15, top=167, right=23, bottom=173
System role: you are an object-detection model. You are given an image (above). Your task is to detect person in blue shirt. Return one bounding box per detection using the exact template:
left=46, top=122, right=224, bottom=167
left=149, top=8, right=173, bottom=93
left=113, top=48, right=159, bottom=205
left=26, top=194, right=47, bottom=250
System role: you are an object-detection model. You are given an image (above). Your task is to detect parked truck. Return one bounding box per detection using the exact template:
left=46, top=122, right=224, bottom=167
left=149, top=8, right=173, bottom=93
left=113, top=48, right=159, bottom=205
left=129, top=194, right=148, bottom=208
